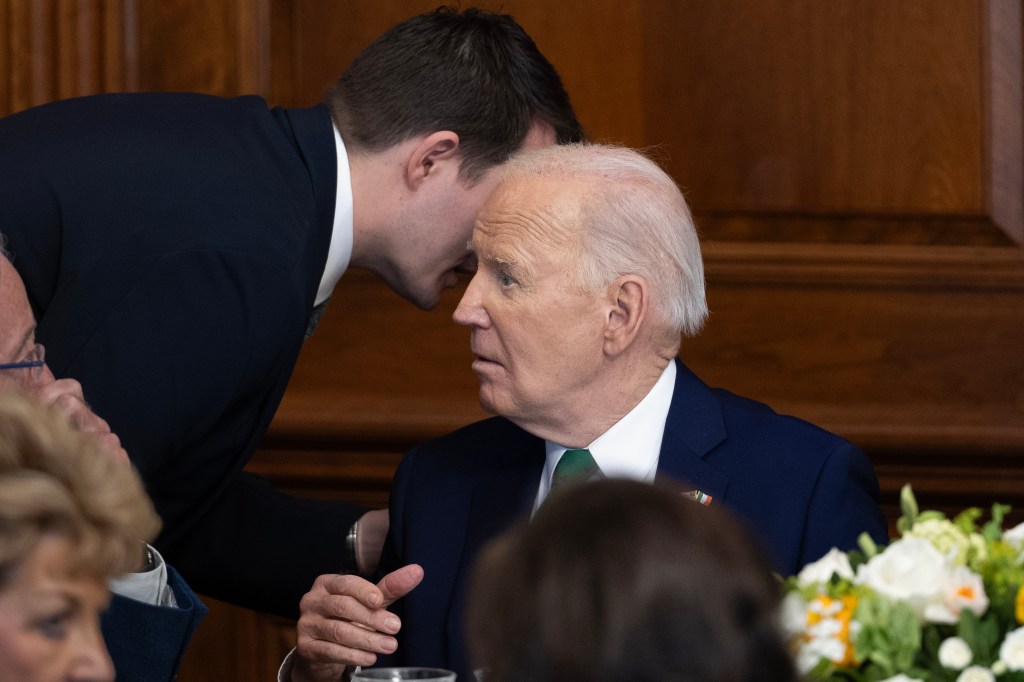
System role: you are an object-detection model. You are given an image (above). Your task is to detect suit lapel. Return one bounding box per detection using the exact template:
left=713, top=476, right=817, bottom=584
left=655, top=359, right=731, bottom=503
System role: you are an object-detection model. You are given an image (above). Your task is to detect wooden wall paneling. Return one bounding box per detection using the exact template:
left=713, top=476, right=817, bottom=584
left=4, top=1, right=55, bottom=114
left=687, top=243, right=1024, bottom=454
left=133, top=0, right=271, bottom=97
left=1, top=0, right=131, bottom=116
left=985, top=0, right=1024, bottom=244
left=273, top=0, right=645, bottom=145
left=643, top=0, right=1021, bottom=246
left=0, top=1, right=6, bottom=114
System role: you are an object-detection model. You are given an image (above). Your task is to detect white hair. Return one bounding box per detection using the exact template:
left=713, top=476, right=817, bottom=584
left=500, top=143, right=707, bottom=336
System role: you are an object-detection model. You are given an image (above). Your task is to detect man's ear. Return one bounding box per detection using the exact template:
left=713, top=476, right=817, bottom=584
left=405, top=131, right=461, bottom=190
left=603, top=276, right=648, bottom=356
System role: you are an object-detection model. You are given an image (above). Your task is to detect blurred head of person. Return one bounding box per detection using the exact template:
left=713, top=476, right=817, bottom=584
left=0, top=393, right=160, bottom=682
left=467, top=479, right=797, bottom=682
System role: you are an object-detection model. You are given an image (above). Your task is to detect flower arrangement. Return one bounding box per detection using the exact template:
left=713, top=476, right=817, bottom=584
left=782, top=485, right=1024, bottom=682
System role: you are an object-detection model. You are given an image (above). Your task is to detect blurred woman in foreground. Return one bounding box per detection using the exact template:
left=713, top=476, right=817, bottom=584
left=0, top=393, right=160, bottom=681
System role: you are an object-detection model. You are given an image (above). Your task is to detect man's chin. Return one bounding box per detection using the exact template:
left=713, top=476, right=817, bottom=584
left=395, top=285, right=440, bottom=311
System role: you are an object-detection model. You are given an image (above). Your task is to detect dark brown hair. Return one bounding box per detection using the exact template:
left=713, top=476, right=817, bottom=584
left=467, top=479, right=798, bottom=682
left=324, top=6, right=583, bottom=182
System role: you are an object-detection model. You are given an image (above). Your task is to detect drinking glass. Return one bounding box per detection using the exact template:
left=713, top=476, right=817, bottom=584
left=350, top=667, right=457, bottom=681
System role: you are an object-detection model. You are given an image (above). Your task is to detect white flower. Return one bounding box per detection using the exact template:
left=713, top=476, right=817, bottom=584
left=807, top=616, right=842, bottom=638
left=794, top=645, right=826, bottom=675
left=878, top=675, right=925, bottom=682
left=856, top=537, right=951, bottom=620
left=808, top=597, right=842, bottom=617
left=797, top=636, right=846, bottom=672
left=999, top=627, right=1024, bottom=671
left=905, top=518, right=985, bottom=566
left=779, top=591, right=809, bottom=638
left=956, top=665, right=995, bottom=682
left=924, top=566, right=990, bottom=624
left=947, top=567, right=989, bottom=617
left=798, top=548, right=855, bottom=587
left=939, top=637, right=973, bottom=669
left=1003, top=522, right=1024, bottom=548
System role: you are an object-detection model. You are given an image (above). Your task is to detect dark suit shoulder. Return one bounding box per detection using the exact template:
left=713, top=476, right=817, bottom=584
left=710, top=386, right=851, bottom=451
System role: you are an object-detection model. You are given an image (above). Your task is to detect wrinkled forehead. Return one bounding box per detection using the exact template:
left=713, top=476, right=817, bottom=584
left=473, top=175, right=587, bottom=254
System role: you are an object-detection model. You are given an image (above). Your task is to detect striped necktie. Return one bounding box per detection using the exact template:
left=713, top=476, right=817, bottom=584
left=551, top=448, right=601, bottom=491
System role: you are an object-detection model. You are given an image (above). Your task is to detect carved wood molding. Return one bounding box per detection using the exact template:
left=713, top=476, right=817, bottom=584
left=702, top=242, right=1024, bottom=289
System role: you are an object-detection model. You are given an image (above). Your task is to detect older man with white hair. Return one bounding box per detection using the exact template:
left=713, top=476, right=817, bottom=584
left=288, top=144, right=888, bottom=681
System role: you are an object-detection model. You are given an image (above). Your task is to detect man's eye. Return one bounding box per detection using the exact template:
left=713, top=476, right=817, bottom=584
left=497, top=271, right=516, bottom=287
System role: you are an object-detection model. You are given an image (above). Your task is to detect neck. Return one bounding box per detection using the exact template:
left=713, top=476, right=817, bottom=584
left=346, top=146, right=407, bottom=271
left=515, top=352, right=674, bottom=448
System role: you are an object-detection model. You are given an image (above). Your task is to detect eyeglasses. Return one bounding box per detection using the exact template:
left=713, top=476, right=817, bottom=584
left=0, top=343, right=46, bottom=384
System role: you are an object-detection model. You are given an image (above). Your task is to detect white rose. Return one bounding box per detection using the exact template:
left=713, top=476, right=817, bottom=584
left=956, top=666, right=995, bottom=682
left=798, top=548, right=855, bottom=587
left=878, top=675, right=925, bottom=682
left=999, top=627, right=1024, bottom=671
left=856, top=537, right=951, bottom=620
left=939, top=637, right=973, bottom=669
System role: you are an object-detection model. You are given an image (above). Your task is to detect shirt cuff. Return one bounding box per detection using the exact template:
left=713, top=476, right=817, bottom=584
left=107, top=544, right=178, bottom=608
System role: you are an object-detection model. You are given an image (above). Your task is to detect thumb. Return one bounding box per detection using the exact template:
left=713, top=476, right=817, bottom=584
left=378, top=564, right=424, bottom=606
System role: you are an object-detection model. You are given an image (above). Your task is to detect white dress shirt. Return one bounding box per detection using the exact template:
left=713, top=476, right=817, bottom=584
left=314, top=124, right=355, bottom=306
left=108, top=544, right=177, bottom=607
left=534, top=361, right=677, bottom=512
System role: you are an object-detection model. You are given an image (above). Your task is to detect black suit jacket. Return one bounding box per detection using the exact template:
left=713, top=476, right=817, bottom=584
left=0, top=93, right=362, bottom=616
left=378, top=360, right=889, bottom=678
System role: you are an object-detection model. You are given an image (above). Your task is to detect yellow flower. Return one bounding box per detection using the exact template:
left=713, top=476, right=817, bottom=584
left=1014, top=585, right=1024, bottom=624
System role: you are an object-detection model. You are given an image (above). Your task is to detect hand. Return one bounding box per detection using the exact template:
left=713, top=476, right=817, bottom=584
left=31, top=377, right=130, bottom=465
left=292, top=564, right=424, bottom=682
left=355, top=509, right=389, bottom=576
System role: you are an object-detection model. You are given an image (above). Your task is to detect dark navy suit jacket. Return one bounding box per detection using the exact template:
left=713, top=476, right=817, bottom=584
left=377, top=360, right=889, bottom=679
left=102, top=565, right=207, bottom=682
left=0, top=93, right=363, bottom=617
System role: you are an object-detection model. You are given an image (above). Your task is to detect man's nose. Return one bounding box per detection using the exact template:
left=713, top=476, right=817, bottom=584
left=453, top=276, right=489, bottom=328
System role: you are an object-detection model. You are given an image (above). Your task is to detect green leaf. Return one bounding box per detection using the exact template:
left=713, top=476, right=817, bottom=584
left=858, top=532, right=879, bottom=558
left=898, top=484, right=919, bottom=533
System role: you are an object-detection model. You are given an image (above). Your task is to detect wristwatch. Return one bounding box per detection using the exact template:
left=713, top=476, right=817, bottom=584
left=345, top=520, right=359, bottom=573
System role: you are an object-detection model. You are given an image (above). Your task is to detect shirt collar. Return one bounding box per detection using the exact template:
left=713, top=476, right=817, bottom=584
left=535, top=361, right=677, bottom=511
left=315, top=123, right=354, bottom=306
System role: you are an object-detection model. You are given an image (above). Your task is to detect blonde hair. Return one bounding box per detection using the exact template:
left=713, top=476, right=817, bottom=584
left=0, top=393, right=160, bottom=585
